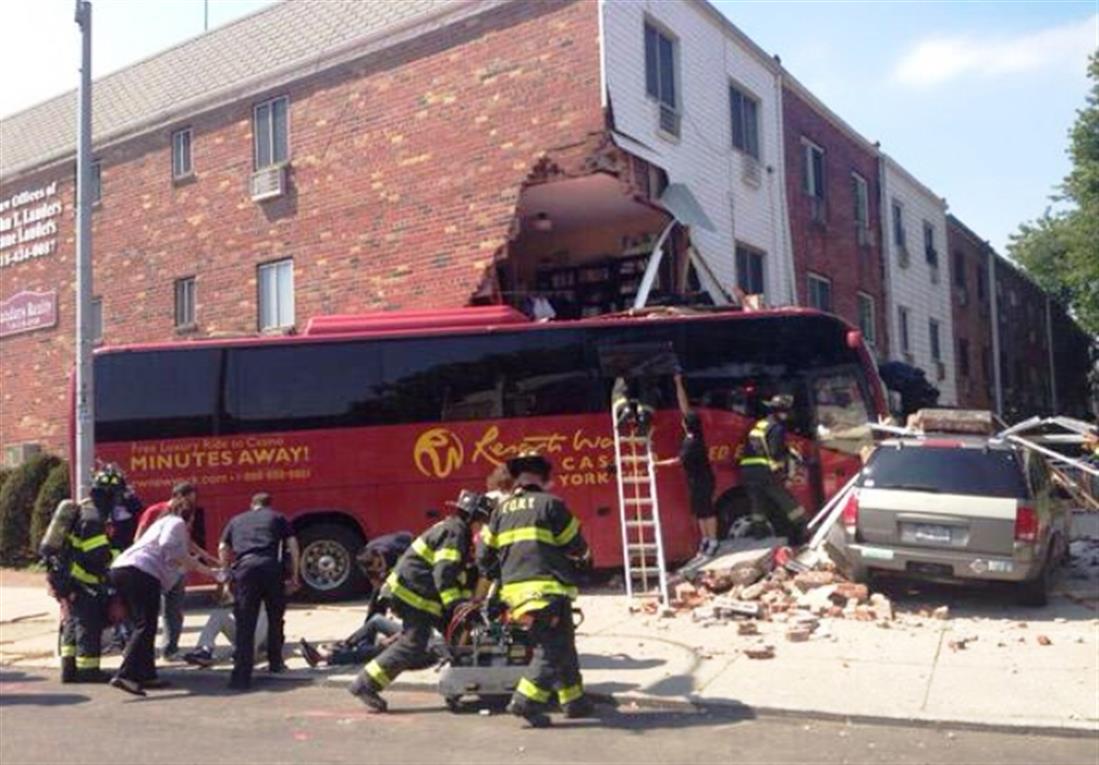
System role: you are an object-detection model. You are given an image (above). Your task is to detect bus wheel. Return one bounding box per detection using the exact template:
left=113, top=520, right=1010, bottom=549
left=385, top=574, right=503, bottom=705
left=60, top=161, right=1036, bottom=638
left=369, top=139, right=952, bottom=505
left=298, top=523, right=363, bottom=602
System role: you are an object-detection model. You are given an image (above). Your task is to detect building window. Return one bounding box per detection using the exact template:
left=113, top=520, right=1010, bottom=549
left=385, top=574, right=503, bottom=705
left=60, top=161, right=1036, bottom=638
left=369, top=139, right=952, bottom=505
left=171, top=127, right=193, bottom=180
left=958, top=338, right=970, bottom=377
left=89, top=161, right=101, bottom=205
left=807, top=273, right=832, bottom=312
left=735, top=244, right=765, bottom=295
left=174, top=276, right=196, bottom=328
left=929, top=318, right=942, bottom=362
left=253, top=95, right=289, bottom=170
left=852, top=173, right=869, bottom=232
left=898, top=305, right=911, bottom=355
left=857, top=292, right=876, bottom=346
left=257, top=259, right=294, bottom=330
left=91, top=296, right=103, bottom=342
left=729, top=84, right=759, bottom=159
left=953, top=250, right=966, bottom=289
left=923, top=221, right=938, bottom=267
left=802, top=140, right=825, bottom=200
left=891, top=199, right=905, bottom=248
left=644, top=21, right=678, bottom=127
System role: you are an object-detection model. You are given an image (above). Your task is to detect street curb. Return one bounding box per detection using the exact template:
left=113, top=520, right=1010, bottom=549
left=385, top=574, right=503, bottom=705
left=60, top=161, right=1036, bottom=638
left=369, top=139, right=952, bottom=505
left=8, top=660, right=1096, bottom=738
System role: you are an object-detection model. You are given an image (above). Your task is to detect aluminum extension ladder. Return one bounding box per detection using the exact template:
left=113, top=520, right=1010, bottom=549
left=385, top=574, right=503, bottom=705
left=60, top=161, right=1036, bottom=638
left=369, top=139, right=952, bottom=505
left=612, top=411, right=670, bottom=607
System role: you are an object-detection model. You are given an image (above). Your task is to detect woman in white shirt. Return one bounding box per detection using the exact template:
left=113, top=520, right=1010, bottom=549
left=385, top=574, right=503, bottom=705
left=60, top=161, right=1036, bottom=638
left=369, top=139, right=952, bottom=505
left=109, top=497, right=218, bottom=695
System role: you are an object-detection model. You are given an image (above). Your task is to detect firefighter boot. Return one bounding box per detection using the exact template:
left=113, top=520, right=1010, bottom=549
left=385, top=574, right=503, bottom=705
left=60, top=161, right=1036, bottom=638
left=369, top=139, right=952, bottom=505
left=562, top=695, right=596, bottom=719
left=74, top=668, right=112, bottom=684
left=506, top=696, right=551, bottom=728
left=60, top=656, right=77, bottom=684
left=348, top=674, right=387, bottom=713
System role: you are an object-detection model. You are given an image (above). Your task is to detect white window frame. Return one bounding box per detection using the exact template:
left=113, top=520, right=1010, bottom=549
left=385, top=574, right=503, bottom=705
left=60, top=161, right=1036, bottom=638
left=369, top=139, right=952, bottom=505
left=929, top=318, right=942, bottom=362
left=174, top=276, right=197, bottom=328
left=257, top=258, right=294, bottom=331
left=891, top=198, right=906, bottom=248
left=253, top=95, right=290, bottom=170
left=898, top=305, right=911, bottom=355
left=171, top=127, right=193, bottom=180
left=729, top=81, right=760, bottom=160
left=735, top=243, right=766, bottom=295
left=802, top=139, right=825, bottom=200
left=807, top=272, right=832, bottom=313
left=852, top=172, right=869, bottom=230
left=857, top=292, right=876, bottom=347
left=643, top=19, right=678, bottom=111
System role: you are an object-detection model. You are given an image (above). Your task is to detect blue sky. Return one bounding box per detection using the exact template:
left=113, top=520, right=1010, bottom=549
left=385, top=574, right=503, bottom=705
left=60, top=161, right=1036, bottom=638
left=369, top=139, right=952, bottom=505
left=2, top=0, right=1095, bottom=255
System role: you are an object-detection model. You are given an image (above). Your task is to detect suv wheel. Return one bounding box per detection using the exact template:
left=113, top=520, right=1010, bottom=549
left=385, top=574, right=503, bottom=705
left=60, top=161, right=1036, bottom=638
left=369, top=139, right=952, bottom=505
left=1016, top=554, right=1051, bottom=608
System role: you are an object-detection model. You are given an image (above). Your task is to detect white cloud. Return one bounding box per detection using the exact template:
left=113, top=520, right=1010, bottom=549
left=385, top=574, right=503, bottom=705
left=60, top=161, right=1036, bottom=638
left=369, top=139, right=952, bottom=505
left=894, top=14, right=1098, bottom=87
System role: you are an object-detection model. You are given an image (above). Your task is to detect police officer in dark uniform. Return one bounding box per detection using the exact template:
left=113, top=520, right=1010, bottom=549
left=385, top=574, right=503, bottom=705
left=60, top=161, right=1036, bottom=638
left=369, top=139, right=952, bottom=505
left=218, top=492, right=300, bottom=690
left=349, top=490, right=491, bottom=713
left=477, top=450, right=593, bottom=727
left=58, top=486, right=115, bottom=683
left=738, top=394, right=809, bottom=543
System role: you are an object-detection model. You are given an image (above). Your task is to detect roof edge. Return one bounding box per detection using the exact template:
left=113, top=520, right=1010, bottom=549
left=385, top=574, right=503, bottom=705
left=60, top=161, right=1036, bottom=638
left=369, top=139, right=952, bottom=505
left=780, top=71, right=879, bottom=157
left=690, top=0, right=781, bottom=75
left=1, top=0, right=502, bottom=183
left=882, top=152, right=947, bottom=211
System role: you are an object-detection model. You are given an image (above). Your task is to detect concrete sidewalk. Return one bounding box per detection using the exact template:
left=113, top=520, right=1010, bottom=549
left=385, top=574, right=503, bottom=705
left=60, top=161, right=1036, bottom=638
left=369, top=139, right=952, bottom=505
left=2, top=575, right=1096, bottom=734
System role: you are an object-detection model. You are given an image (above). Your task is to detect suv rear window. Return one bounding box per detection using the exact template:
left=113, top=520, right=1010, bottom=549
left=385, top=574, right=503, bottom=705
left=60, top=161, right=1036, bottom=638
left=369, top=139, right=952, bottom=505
left=861, top=446, right=1028, bottom=498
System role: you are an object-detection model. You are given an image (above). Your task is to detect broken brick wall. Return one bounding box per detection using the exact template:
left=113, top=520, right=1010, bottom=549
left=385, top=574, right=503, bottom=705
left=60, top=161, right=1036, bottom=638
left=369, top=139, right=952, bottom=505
left=0, top=0, right=603, bottom=454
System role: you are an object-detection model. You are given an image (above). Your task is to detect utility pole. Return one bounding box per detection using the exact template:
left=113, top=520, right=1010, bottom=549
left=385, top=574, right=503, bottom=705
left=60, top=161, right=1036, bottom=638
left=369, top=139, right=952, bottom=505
left=204, top=0, right=209, bottom=31
left=74, top=0, right=94, bottom=498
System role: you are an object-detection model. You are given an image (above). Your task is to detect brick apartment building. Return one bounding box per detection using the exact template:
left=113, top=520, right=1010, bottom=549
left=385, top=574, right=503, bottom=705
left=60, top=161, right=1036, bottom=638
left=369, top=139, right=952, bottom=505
left=781, top=78, right=886, bottom=358
left=946, top=215, right=995, bottom=411
left=0, top=0, right=1092, bottom=462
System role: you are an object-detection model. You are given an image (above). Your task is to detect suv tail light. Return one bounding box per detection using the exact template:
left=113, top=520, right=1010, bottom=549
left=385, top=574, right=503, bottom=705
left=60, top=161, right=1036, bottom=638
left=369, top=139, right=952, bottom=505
left=1014, top=506, right=1038, bottom=544
left=841, top=491, right=860, bottom=536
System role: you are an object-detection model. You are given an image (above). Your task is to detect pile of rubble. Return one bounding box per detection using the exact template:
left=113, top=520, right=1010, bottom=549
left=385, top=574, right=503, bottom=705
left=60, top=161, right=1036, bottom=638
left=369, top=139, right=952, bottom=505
left=651, top=537, right=949, bottom=654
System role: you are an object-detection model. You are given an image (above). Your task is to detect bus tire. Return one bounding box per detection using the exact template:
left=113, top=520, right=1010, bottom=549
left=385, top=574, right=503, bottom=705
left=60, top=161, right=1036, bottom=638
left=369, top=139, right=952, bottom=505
left=297, top=522, right=365, bottom=602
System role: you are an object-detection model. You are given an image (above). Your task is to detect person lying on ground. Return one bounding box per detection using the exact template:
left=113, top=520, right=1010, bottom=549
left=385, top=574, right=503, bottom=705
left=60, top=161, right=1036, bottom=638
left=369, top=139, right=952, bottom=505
left=182, top=586, right=269, bottom=668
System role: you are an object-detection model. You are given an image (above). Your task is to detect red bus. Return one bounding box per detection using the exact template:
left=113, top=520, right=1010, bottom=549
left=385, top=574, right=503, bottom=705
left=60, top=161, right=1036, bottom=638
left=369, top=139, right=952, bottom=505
left=88, top=306, right=885, bottom=600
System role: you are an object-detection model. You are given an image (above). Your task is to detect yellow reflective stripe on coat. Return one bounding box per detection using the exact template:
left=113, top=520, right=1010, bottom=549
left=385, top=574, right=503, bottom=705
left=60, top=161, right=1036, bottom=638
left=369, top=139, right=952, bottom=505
left=434, top=547, right=463, bottom=563
left=364, top=660, right=392, bottom=689
left=558, top=683, right=584, bottom=705
left=69, top=562, right=102, bottom=585
left=439, top=587, right=471, bottom=607
left=555, top=517, right=580, bottom=546
left=384, top=572, right=442, bottom=617
left=75, top=656, right=100, bottom=669
left=67, top=533, right=109, bottom=552
left=500, top=579, right=578, bottom=617
left=516, top=677, right=551, bottom=704
left=480, top=526, right=499, bottom=549
left=60, top=645, right=76, bottom=658
left=411, top=537, right=435, bottom=564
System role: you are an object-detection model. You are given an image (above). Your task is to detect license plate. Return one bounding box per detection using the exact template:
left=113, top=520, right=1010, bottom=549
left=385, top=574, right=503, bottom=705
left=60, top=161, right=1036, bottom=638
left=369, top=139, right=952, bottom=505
left=913, top=524, right=952, bottom=544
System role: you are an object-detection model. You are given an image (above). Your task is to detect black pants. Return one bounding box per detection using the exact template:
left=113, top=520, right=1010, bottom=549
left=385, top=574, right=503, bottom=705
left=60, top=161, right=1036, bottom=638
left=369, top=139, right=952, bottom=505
left=744, top=476, right=808, bottom=540
left=231, top=560, right=286, bottom=685
left=110, top=566, right=161, bottom=683
left=359, top=602, right=436, bottom=691
left=61, top=589, right=105, bottom=679
left=513, top=597, right=584, bottom=709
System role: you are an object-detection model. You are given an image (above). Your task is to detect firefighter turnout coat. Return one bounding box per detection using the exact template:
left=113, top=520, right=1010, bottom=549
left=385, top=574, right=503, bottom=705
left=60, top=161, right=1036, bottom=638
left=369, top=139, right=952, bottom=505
left=382, top=515, right=473, bottom=621
left=477, top=485, right=589, bottom=619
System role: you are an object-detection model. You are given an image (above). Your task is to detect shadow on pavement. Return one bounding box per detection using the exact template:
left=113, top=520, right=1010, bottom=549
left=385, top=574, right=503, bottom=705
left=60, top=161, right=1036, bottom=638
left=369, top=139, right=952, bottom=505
left=0, top=669, right=46, bottom=683
left=0, top=691, right=91, bottom=707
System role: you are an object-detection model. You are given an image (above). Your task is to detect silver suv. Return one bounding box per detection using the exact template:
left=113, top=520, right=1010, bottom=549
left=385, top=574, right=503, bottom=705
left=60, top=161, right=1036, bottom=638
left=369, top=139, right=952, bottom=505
left=837, top=436, right=1070, bottom=606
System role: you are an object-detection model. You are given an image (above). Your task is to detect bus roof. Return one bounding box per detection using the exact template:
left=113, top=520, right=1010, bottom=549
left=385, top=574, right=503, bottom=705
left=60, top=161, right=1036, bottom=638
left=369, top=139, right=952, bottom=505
left=94, top=305, right=855, bottom=355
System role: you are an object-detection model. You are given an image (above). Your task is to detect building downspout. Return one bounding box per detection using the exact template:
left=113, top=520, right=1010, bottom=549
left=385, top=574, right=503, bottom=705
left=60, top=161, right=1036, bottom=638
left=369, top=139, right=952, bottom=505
left=597, top=0, right=608, bottom=110
left=989, top=248, right=1004, bottom=417
left=1045, top=295, right=1058, bottom=413
left=773, top=69, right=797, bottom=306
left=878, top=155, right=895, bottom=362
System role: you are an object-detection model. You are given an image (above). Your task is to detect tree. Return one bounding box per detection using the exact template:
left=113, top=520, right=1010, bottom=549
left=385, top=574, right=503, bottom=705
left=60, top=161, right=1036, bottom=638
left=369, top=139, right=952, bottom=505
left=1009, top=53, right=1099, bottom=334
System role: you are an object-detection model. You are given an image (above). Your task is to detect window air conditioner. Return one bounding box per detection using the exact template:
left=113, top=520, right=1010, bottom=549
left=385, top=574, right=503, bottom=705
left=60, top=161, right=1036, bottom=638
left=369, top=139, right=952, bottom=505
left=930, top=265, right=941, bottom=285
left=250, top=165, right=286, bottom=201
left=809, top=197, right=825, bottom=223
left=898, top=246, right=910, bottom=269
left=657, top=103, right=680, bottom=137
left=956, top=286, right=969, bottom=306
left=3, top=442, right=40, bottom=468
left=935, top=361, right=946, bottom=381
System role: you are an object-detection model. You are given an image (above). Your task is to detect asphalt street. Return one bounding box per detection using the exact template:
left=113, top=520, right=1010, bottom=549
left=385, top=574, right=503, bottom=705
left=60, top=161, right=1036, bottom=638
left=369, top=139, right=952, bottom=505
left=1, top=669, right=1096, bottom=765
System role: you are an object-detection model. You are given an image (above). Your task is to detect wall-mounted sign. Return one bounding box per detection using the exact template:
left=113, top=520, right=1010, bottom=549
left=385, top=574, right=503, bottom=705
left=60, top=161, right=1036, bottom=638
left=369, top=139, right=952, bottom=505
left=0, top=290, right=57, bottom=338
left=0, top=181, right=64, bottom=269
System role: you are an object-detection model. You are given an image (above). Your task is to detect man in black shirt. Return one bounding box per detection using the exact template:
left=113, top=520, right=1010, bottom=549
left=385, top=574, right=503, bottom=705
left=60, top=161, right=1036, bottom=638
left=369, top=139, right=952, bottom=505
left=219, top=492, right=300, bottom=690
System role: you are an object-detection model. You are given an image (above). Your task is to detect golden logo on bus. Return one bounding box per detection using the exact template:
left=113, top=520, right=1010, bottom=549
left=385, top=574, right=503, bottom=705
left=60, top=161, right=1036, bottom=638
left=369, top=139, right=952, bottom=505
left=413, top=428, right=464, bottom=479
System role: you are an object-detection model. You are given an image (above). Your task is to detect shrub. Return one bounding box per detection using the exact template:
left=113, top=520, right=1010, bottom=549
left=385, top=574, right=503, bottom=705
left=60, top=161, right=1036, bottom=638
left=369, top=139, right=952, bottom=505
left=0, top=454, right=61, bottom=565
left=31, top=462, right=71, bottom=554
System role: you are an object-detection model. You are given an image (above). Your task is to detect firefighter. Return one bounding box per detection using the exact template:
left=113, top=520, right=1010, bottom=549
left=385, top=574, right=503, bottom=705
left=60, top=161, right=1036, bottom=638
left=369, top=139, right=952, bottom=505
left=737, top=394, right=810, bottom=544
left=57, top=480, right=116, bottom=683
left=348, top=490, right=492, bottom=712
left=477, top=450, right=594, bottom=727
left=95, top=463, right=143, bottom=551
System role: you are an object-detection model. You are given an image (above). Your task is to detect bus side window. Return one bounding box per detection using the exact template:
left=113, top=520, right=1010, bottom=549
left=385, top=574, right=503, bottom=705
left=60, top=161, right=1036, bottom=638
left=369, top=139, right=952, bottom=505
left=504, top=330, right=599, bottom=417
